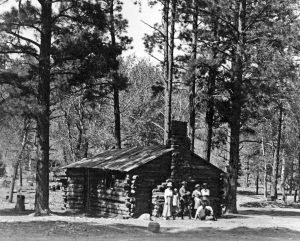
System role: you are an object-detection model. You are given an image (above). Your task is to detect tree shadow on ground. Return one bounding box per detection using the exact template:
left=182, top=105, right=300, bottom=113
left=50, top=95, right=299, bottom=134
left=238, top=209, right=300, bottom=217
left=219, top=214, right=249, bottom=219
left=0, top=208, right=34, bottom=216
left=161, top=226, right=300, bottom=241
left=0, top=221, right=300, bottom=241
left=240, top=201, right=300, bottom=209
left=0, top=221, right=151, bottom=238
left=237, top=190, right=260, bottom=195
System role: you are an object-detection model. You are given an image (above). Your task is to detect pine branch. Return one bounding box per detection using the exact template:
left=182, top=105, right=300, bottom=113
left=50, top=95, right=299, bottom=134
left=141, top=20, right=165, bottom=38
left=4, top=30, right=40, bottom=48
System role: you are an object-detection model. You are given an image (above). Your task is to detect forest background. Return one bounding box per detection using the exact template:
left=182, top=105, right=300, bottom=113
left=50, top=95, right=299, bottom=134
left=0, top=0, right=300, bottom=215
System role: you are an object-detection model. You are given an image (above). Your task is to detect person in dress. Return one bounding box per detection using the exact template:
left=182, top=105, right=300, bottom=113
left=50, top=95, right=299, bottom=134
left=172, top=188, right=180, bottom=220
left=192, top=184, right=202, bottom=217
left=162, top=182, right=173, bottom=220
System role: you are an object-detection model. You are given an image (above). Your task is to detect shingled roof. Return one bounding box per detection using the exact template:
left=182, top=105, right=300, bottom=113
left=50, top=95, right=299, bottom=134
left=63, top=145, right=173, bottom=172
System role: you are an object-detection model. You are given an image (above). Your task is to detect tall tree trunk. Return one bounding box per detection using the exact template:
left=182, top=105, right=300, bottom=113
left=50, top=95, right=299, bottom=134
left=262, top=137, right=268, bottom=198
left=226, top=0, right=246, bottom=214
left=245, top=159, right=250, bottom=187
left=163, top=0, right=170, bottom=145
left=204, top=69, right=216, bottom=162
left=298, top=141, right=300, bottom=202
left=63, top=110, right=76, bottom=162
left=167, top=0, right=176, bottom=136
left=109, top=0, right=121, bottom=149
left=280, top=150, right=286, bottom=203
left=271, top=104, right=283, bottom=200
left=8, top=163, right=18, bottom=203
left=256, top=170, right=259, bottom=195
left=35, top=0, right=52, bottom=215
left=189, top=0, right=198, bottom=152
left=113, top=85, right=121, bottom=148
left=289, top=160, right=294, bottom=195
left=203, top=4, right=218, bottom=162
left=19, top=162, right=22, bottom=187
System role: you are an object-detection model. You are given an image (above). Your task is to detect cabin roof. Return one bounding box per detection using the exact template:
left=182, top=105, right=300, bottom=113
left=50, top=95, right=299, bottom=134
left=63, top=145, right=173, bottom=172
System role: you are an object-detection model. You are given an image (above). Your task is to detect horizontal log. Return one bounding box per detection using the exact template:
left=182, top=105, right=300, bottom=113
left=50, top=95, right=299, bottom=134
left=97, top=190, right=126, bottom=197
left=91, top=207, right=129, bottom=216
left=91, top=195, right=127, bottom=203
left=65, top=190, right=84, bottom=194
left=67, top=197, right=84, bottom=202
left=91, top=204, right=129, bottom=213
left=92, top=201, right=127, bottom=209
left=67, top=184, right=84, bottom=188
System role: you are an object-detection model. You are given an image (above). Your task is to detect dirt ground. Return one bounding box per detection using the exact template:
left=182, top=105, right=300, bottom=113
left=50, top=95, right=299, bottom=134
left=0, top=186, right=300, bottom=241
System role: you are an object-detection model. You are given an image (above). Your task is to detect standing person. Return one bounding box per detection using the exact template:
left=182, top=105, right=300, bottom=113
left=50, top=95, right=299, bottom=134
left=201, top=183, right=210, bottom=204
left=179, top=181, right=190, bottom=219
left=162, top=182, right=173, bottom=220
left=192, top=184, right=202, bottom=217
left=172, top=188, right=180, bottom=220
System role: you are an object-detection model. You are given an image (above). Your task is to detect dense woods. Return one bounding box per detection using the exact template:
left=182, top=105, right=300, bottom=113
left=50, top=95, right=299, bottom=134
left=0, top=0, right=300, bottom=215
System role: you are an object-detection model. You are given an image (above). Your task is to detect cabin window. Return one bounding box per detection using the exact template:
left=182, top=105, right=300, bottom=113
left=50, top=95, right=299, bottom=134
left=105, top=174, right=115, bottom=189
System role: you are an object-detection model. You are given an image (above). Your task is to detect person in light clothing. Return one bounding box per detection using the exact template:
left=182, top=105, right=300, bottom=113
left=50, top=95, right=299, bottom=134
left=192, top=184, right=202, bottom=217
left=201, top=183, right=211, bottom=204
left=194, top=200, right=216, bottom=220
left=162, top=182, right=173, bottom=220
left=172, top=188, right=180, bottom=219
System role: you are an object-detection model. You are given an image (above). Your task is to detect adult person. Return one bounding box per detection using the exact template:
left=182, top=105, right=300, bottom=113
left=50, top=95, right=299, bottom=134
left=162, top=182, right=173, bottom=220
left=179, top=181, right=191, bottom=219
left=194, top=199, right=216, bottom=221
left=172, top=188, right=180, bottom=220
left=192, top=184, right=202, bottom=217
left=201, top=183, right=210, bottom=204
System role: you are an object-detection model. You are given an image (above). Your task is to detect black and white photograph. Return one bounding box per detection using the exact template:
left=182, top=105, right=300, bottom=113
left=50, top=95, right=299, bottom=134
left=0, top=0, right=300, bottom=240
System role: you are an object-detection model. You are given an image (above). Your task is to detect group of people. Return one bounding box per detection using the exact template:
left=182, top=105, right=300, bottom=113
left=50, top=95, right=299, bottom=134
left=162, top=181, right=217, bottom=221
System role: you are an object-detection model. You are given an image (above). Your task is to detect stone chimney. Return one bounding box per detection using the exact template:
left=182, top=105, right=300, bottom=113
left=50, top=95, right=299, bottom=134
left=169, top=121, right=191, bottom=181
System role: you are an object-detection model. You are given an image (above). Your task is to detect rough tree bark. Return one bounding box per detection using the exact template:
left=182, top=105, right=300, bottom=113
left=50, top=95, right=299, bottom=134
left=35, top=0, right=52, bottom=215
left=271, top=104, right=283, bottom=200
left=227, top=0, right=246, bottom=214
left=189, top=0, right=198, bottom=152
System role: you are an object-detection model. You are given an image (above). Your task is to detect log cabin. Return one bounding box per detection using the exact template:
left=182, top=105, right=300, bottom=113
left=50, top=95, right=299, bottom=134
left=63, top=121, right=225, bottom=218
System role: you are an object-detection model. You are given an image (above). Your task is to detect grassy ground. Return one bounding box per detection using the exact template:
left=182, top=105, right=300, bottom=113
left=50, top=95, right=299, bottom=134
left=0, top=184, right=300, bottom=241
